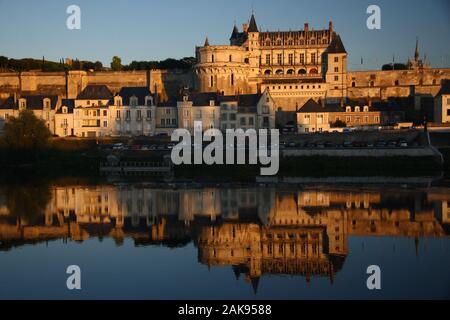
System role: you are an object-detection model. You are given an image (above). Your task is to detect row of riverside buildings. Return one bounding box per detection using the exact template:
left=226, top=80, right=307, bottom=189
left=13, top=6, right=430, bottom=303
left=0, top=83, right=422, bottom=137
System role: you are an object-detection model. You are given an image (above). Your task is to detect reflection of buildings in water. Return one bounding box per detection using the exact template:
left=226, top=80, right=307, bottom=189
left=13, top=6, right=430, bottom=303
left=0, top=186, right=449, bottom=289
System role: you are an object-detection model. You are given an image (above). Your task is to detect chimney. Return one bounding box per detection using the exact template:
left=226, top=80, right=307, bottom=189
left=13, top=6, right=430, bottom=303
left=304, top=23, right=309, bottom=33
left=329, top=21, right=333, bottom=34
left=242, top=23, right=249, bottom=33
left=321, top=98, right=325, bottom=108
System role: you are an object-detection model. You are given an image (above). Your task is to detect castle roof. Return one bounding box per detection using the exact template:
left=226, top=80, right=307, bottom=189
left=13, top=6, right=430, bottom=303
left=327, top=33, right=346, bottom=54
left=437, top=80, right=450, bottom=96
left=77, top=85, right=113, bottom=100
left=248, top=14, right=258, bottom=32
left=19, top=94, right=59, bottom=110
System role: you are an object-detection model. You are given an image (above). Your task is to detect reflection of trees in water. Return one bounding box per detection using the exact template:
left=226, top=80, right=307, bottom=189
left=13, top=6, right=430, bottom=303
left=2, top=184, right=51, bottom=225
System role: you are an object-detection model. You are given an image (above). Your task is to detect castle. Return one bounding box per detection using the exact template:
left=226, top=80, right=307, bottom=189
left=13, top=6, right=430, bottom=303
left=1, top=13, right=450, bottom=136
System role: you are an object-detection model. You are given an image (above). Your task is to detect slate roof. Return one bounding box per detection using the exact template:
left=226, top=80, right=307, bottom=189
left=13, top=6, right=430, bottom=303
left=77, top=85, right=113, bottom=100
left=327, top=33, right=346, bottom=54
left=220, top=93, right=262, bottom=107
left=56, top=99, right=75, bottom=114
left=0, top=96, right=15, bottom=109
left=437, top=80, right=450, bottom=96
left=116, top=87, right=152, bottom=105
left=297, top=99, right=340, bottom=113
left=21, top=95, right=59, bottom=110
left=248, top=14, right=258, bottom=32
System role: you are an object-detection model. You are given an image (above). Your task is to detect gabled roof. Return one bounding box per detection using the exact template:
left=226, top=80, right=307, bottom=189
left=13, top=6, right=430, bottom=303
left=57, top=99, right=75, bottom=113
left=77, top=85, right=113, bottom=100
left=230, top=25, right=239, bottom=39
left=437, top=80, right=450, bottom=96
left=327, top=33, right=346, bottom=54
left=19, top=95, right=59, bottom=110
left=248, top=14, right=258, bottom=32
left=116, top=87, right=152, bottom=105
left=297, top=99, right=340, bottom=113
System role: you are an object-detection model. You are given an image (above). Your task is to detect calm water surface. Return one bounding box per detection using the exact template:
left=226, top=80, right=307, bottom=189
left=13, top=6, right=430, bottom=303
left=0, top=183, right=449, bottom=299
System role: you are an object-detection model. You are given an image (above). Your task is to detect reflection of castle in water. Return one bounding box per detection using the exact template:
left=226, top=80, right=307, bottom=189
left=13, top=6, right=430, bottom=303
left=0, top=186, right=449, bottom=291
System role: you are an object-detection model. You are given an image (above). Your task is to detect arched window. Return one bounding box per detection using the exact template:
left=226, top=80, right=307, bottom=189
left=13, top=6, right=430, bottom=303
left=355, top=106, right=360, bottom=112
left=309, top=68, right=318, bottom=74
left=298, top=69, right=307, bottom=74
left=351, top=81, right=356, bottom=87
left=275, top=69, right=283, bottom=75
left=264, top=69, right=272, bottom=75
left=287, top=69, right=294, bottom=74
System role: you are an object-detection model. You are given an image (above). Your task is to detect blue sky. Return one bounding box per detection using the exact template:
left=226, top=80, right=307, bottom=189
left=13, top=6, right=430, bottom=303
left=0, top=0, right=449, bottom=70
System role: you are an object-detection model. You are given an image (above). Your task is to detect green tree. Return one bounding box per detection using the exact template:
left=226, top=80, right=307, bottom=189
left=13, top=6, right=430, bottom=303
left=3, top=110, right=51, bottom=154
left=331, top=119, right=347, bottom=128
left=111, top=56, right=122, bottom=71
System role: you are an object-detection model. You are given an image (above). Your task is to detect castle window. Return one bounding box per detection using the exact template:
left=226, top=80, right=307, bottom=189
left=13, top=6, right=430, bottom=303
left=352, top=81, right=356, bottom=87
left=334, top=75, right=339, bottom=81
left=287, top=69, right=294, bottom=75
left=210, top=75, right=214, bottom=87
left=334, top=67, right=339, bottom=72
left=275, top=69, right=283, bottom=75
left=130, top=96, right=138, bottom=106
left=298, top=69, right=307, bottom=74
left=264, top=70, right=272, bottom=75
left=265, top=39, right=271, bottom=46
left=310, top=39, right=316, bottom=45
left=265, top=54, right=270, bottom=65
left=276, top=39, right=282, bottom=46
left=346, top=106, right=351, bottom=112
left=323, top=39, right=328, bottom=44
left=334, top=57, right=339, bottom=63
left=288, top=54, right=293, bottom=65
left=299, top=53, right=305, bottom=64
left=370, top=81, right=374, bottom=87
left=363, top=106, right=369, bottom=112
left=62, top=106, right=68, bottom=114
left=244, top=58, right=249, bottom=64
left=231, top=73, right=234, bottom=86
left=211, top=55, right=214, bottom=63
left=277, top=54, right=282, bottom=65
left=288, top=39, right=293, bottom=46
left=355, top=106, right=360, bottom=112
left=229, top=55, right=232, bottom=62
left=299, top=39, right=304, bottom=45
left=395, top=80, right=399, bottom=86
left=311, top=53, right=316, bottom=64
left=309, top=68, right=318, bottom=74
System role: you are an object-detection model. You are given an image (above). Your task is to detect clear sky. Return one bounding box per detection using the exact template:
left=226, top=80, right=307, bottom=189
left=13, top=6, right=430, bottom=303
left=0, top=0, right=449, bottom=70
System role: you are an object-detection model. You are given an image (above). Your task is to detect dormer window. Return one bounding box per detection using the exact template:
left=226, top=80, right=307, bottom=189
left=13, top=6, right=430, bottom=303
left=130, top=96, right=138, bottom=107
left=19, top=99, right=27, bottom=110
left=183, top=95, right=189, bottom=102
left=355, top=106, right=360, bottom=112
left=209, top=100, right=215, bottom=107
left=363, top=106, right=369, bottom=112
left=145, top=96, right=153, bottom=106
left=43, top=98, right=51, bottom=109
left=346, top=106, right=351, bottom=112
left=114, top=96, right=122, bottom=106
left=62, top=106, right=68, bottom=114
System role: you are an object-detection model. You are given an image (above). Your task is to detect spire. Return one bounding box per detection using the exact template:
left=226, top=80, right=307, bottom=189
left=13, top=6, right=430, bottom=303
left=415, top=36, right=420, bottom=61
left=248, top=13, right=258, bottom=32
left=250, top=277, right=260, bottom=294
left=230, top=24, right=239, bottom=39
left=204, top=36, right=210, bottom=47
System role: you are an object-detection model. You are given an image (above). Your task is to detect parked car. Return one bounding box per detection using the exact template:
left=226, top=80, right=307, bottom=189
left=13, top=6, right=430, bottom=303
left=387, top=140, right=397, bottom=148
left=343, top=141, right=353, bottom=148
left=398, top=139, right=408, bottom=147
